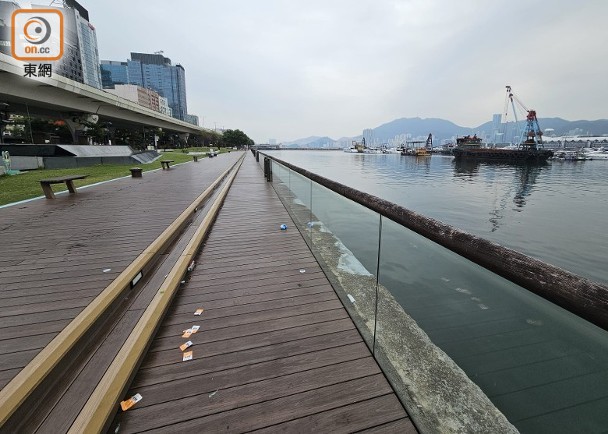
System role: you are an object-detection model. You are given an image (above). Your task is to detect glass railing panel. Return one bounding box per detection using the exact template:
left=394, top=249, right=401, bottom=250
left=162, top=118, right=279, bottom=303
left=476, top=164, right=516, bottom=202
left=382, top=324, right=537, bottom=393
left=271, top=160, right=288, bottom=184
left=278, top=168, right=312, bottom=242
left=376, top=216, right=608, bottom=433
left=308, top=181, right=380, bottom=350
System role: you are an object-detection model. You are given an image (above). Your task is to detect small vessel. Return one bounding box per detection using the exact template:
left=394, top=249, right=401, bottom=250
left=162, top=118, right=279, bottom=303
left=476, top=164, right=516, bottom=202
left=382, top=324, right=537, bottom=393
left=582, top=147, right=608, bottom=160
left=347, top=138, right=382, bottom=154
left=552, top=150, right=588, bottom=161
left=453, top=86, right=553, bottom=162
left=400, top=134, right=432, bottom=157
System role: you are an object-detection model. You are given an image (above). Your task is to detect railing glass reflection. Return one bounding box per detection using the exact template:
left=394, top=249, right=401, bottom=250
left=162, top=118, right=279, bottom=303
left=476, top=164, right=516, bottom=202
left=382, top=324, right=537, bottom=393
left=261, top=152, right=608, bottom=433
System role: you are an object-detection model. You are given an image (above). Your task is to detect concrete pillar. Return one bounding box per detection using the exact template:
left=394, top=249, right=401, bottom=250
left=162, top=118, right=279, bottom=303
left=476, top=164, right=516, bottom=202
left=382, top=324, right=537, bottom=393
left=179, top=133, right=190, bottom=147
left=63, top=114, right=99, bottom=145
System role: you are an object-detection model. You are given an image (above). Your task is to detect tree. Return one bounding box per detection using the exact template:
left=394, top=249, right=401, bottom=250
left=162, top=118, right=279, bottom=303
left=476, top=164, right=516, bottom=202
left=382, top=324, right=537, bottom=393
left=199, top=130, right=222, bottom=148
left=221, top=129, right=254, bottom=149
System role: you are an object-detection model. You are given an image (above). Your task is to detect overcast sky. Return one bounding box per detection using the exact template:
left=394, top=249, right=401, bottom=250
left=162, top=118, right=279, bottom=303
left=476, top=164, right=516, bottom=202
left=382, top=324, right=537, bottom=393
left=86, top=0, right=607, bottom=143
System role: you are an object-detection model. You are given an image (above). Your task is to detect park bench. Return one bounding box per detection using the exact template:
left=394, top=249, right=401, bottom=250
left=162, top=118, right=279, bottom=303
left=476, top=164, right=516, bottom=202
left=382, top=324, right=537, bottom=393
left=160, top=160, right=174, bottom=170
left=39, top=175, right=88, bottom=199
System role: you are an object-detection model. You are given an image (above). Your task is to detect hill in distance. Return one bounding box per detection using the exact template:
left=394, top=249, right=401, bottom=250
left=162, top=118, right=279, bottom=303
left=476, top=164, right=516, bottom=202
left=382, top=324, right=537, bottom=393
left=281, top=117, right=608, bottom=148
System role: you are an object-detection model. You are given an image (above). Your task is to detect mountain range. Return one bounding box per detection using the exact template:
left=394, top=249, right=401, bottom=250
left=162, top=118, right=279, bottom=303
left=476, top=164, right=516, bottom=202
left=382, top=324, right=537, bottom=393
left=281, top=117, right=608, bottom=148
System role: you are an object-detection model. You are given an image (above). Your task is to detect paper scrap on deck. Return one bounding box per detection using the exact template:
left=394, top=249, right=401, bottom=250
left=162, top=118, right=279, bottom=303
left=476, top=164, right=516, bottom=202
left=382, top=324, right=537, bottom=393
left=183, top=350, right=193, bottom=361
left=120, top=393, right=142, bottom=411
left=194, top=308, right=204, bottom=315
left=180, top=341, right=193, bottom=352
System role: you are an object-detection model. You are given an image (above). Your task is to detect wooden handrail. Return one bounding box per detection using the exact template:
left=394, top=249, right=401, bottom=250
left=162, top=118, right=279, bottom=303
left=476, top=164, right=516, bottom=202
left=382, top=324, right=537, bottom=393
left=261, top=152, right=608, bottom=331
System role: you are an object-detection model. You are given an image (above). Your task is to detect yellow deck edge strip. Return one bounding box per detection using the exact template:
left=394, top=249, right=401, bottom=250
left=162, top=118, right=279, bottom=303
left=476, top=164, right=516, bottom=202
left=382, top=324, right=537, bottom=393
left=68, top=155, right=244, bottom=433
left=0, top=156, right=241, bottom=426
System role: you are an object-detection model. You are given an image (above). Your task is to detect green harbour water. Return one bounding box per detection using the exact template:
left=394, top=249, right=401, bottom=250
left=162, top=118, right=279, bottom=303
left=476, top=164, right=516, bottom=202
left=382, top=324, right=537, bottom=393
left=269, top=150, right=608, bottom=286
left=267, top=150, right=608, bottom=433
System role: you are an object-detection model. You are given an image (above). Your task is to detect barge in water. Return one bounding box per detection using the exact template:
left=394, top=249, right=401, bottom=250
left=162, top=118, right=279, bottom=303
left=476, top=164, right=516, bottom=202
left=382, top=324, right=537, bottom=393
left=452, top=135, right=553, bottom=161
left=453, top=86, right=553, bottom=162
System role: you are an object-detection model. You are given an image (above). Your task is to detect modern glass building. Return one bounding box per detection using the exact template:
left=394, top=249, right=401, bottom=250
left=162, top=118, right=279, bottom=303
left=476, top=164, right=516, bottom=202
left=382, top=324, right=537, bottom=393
left=75, top=10, right=102, bottom=89
left=101, top=52, right=188, bottom=121
left=0, top=2, right=19, bottom=58
left=100, top=61, right=130, bottom=88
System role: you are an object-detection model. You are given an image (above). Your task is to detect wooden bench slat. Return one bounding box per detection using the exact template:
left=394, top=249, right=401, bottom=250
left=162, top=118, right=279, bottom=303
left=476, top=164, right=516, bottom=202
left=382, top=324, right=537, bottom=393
left=39, top=175, right=88, bottom=184
left=160, top=160, right=174, bottom=170
left=39, top=175, right=88, bottom=199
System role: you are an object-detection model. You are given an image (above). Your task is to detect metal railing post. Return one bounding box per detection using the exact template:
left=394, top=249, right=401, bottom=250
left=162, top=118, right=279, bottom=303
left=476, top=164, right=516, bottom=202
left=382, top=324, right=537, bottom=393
left=263, top=157, right=272, bottom=182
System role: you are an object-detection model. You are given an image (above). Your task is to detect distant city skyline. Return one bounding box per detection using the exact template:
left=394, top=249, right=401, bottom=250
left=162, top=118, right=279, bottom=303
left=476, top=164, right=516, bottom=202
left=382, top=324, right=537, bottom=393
left=39, top=1, right=608, bottom=142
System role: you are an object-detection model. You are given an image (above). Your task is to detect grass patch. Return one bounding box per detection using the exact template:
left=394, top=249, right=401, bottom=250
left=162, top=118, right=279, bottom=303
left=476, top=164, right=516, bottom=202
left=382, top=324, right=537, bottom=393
left=0, top=151, right=200, bottom=206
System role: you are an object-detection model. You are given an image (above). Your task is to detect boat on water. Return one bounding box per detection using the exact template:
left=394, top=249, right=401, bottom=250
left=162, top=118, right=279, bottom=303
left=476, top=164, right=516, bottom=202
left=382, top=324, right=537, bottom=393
left=399, top=134, right=432, bottom=157
left=551, top=150, right=588, bottom=161
left=344, top=138, right=384, bottom=154
left=582, top=147, right=608, bottom=160
left=453, top=87, right=553, bottom=162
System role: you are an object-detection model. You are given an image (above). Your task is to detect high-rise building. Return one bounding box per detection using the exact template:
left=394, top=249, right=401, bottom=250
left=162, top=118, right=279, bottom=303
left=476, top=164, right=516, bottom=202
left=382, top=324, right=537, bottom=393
left=100, top=61, right=129, bottom=88
left=184, top=114, right=199, bottom=126
left=0, top=0, right=102, bottom=88
left=105, top=84, right=161, bottom=111
left=159, top=96, right=172, bottom=117
left=0, top=2, right=18, bottom=57
left=101, top=52, right=188, bottom=121
left=74, top=9, right=102, bottom=88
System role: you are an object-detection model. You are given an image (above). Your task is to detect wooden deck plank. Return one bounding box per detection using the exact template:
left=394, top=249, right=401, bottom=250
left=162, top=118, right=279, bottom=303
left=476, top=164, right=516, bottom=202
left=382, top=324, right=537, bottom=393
left=140, top=319, right=356, bottom=370
left=0, top=154, right=243, bottom=389
left=146, top=309, right=349, bottom=354
left=358, top=418, right=419, bottom=434
left=128, top=343, right=370, bottom=410
left=134, top=329, right=362, bottom=387
left=120, top=375, right=393, bottom=433
left=251, top=394, right=411, bottom=434
left=114, top=155, right=410, bottom=433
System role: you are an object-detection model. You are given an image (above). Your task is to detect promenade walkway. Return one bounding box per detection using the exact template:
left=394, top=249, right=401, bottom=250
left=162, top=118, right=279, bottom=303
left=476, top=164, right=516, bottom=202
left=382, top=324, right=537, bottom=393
left=0, top=152, right=242, bottom=390
left=0, top=152, right=414, bottom=432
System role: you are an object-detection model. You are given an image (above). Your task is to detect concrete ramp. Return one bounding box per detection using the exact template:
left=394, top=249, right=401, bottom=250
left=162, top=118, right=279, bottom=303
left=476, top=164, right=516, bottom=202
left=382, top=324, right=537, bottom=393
left=131, top=151, right=161, bottom=164
left=0, top=144, right=161, bottom=169
left=56, top=145, right=134, bottom=157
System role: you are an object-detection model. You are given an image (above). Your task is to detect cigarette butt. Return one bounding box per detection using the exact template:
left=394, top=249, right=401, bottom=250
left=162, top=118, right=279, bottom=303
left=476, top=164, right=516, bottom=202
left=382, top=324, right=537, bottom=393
left=180, top=341, right=193, bottom=352
left=120, top=393, right=142, bottom=411
left=194, top=308, right=204, bottom=315
left=183, top=351, right=193, bottom=361
left=182, top=329, right=193, bottom=338
left=191, top=325, right=200, bottom=333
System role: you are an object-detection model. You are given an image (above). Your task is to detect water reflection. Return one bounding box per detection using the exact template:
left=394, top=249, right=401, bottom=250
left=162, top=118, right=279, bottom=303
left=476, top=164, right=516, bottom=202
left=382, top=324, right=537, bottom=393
left=453, top=160, right=547, bottom=231
left=513, top=163, right=545, bottom=209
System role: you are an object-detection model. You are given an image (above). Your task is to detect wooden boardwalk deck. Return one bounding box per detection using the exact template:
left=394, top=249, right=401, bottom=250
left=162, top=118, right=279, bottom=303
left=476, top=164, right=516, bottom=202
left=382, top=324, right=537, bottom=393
left=112, top=155, right=414, bottom=432
left=0, top=154, right=243, bottom=391
left=0, top=153, right=414, bottom=433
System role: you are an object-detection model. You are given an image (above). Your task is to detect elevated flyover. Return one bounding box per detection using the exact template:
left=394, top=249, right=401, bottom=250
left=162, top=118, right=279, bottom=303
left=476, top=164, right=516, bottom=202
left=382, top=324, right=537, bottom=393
left=0, top=53, right=204, bottom=134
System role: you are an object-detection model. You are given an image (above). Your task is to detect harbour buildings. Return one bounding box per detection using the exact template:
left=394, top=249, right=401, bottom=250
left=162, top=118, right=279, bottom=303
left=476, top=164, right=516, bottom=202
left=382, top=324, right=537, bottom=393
left=101, top=52, right=188, bottom=121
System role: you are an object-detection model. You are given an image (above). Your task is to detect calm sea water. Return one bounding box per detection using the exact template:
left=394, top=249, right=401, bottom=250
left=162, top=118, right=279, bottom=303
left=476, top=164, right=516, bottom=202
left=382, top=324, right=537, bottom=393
left=268, top=150, right=608, bottom=285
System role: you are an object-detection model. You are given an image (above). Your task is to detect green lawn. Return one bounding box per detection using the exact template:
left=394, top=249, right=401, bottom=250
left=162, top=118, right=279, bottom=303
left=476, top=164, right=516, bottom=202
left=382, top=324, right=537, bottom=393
left=0, top=151, right=211, bottom=206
